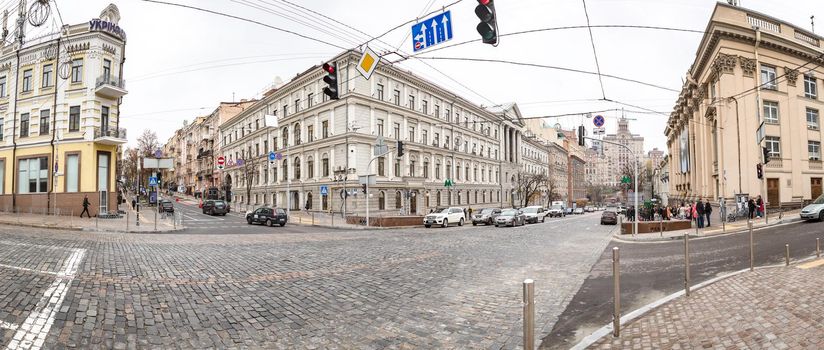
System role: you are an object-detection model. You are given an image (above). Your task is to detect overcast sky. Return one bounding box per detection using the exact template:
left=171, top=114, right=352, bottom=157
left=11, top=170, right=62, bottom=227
left=54, top=0, right=824, bottom=153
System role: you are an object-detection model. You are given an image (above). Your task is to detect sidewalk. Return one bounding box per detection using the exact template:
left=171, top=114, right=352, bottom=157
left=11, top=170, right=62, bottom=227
left=582, top=257, right=824, bottom=349
left=615, top=209, right=802, bottom=242
left=0, top=206, right=181, bottom=233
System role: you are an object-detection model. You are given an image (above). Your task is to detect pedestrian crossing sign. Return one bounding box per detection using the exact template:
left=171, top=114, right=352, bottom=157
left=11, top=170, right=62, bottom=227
left=149, top=176, right=158, bottom=186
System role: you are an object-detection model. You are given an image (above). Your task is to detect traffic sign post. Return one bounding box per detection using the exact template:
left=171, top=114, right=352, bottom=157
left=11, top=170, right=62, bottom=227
left=148, top=176, right=158, bottom=186
left=268, top=151, right=276, bottom=163
left=217, top=156, right=225, bottom=169
left=411, top=10, right=453, bottom=52
left=320, top=185, right=328, bottom=196
left=593, top=114, right=605, bottom=128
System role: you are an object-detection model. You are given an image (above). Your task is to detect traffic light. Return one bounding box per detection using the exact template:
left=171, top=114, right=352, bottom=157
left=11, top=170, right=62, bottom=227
left=322, top=62, right=339, bottom=100
left=762, top=146, right=771, bottom=164
left=362, top=183, right=367, bottom=194
left=756, top=163, right=763, bottom=179
left=475, top=0, right=498, bottom=45
left=397, top=140, right=405, bottom=157
left=577, top=125, right=585, bottom=146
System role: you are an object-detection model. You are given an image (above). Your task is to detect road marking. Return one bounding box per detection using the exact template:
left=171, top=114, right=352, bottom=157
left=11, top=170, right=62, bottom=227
left=0, top=321, right=18, bottom=330
left=797, top=258, right=824, bottom=269
left=6, top=247, right=85, bottom=350
left=0, top=263, right=59, bottom=276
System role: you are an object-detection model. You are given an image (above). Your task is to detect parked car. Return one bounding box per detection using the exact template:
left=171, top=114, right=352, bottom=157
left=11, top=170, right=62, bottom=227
left=202, top=199, right=229, bottom=216
left=158, top=199, right=174, bottom=213
left=573, top=207, right=585, bottom=215
left=585, top=206, right=595, bottom=213
left=495, top=209, right=526, bottom=227
left=424, top=207, right=466, bottom=228
left=565, top=207, right=574, bottom=215
left=472, top=208, right=501, bottom=225
left=245, top=207, right=287, bottom=227
left=548, top=204, right=566, bottom=218
left=521, top=206, right=548, bottom=224
left=617, top=206, right=627, bottom=215
left=800, top=194, right=824, bottom=221
left=600, top=210, right=618, bottom=225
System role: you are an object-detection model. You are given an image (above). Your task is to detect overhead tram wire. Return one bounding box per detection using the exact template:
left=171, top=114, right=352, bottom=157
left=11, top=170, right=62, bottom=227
left=254, top=0, right=374, bottom=47
left=139, top=0, right=349, bottom=51
left=581, top=0, right=606, bottom=100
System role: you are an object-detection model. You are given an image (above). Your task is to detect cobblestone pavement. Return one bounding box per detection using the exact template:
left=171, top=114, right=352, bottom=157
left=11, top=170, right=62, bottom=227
left=0, top=213, right=612, bottom=349
left=588, top=260, right=824, bottom=349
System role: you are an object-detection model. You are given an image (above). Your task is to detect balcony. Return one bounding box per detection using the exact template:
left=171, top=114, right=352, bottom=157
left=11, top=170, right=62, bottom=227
left=94, top=128, right=127, bottom=145
left=94, top=75, right=127, bottom=99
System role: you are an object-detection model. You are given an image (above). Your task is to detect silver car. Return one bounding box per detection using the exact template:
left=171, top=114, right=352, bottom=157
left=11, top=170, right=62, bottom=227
left=495, top=209, right=526, bottom=227
left=800, top=194, right=824, bottom=221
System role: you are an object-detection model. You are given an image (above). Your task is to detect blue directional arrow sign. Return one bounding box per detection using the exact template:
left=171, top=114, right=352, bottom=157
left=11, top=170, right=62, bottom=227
left=411, top=10, right=453, bottom=52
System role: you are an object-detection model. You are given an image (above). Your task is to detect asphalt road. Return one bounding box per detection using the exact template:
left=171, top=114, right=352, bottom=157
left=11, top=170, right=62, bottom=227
left=543, top=219, right=824, bottom=349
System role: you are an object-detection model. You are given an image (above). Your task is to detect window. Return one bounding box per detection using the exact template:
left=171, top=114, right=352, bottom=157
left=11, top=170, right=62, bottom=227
left=264, top=140, right=269, bottom=153
left=377, top=119, right=384, bottom=136
left=39, top=109, right=49, bottom=135
left=422, top=130, right=428, bottom=144
left=394, top=160, right=401, bottom=177
left=281, top=127, right=289, bottom=147
left=294, top=123, right=301, bottom=144
left=0, top=159, right=4, bottom=193
left=272, top=165, right=277, bottom=182
left=42, top=64, right=53, bottom=88
left=409, top=160, right=416, bottom=177
left=255, top=119, right=260, bottom=130
left=103, top=59, right=112, bottom=82
left=307, top=93, right=314, bottom=107
left=255, top=143, right=260, bottom=156
left=395, top=191, right=402, bottom=209
left=69, top=106, right=79, bottom=132
left=0, top=118, right=3, bottom=141
left=760, top=65, right=776, bottom=90
left=283, top=105, right=288, bottom=117
left=393, top=90, right=401, bottom=105
left=18, top=157, right=48, bottom=193
left=378, top=157, right=385, bottom=176
left=435, top=162, right=441, bottom=179
left=422, top=100, right=428, bottom=114
left=445, top=108, right=451, bottom=121
left=765, top=136, right=781, bottom=158
left=408, top=126, right=415, bottom=141
left=307, top=125, right=314, bottom=142
left=805, top=74, right=818, bottom=99
left=322, top=155, right=329, bottom=176
left=710, top=80, right=716, bottom=100
left=809, top=141, right=821, bottom=161
left=281, top=160, right=288, bottom=181
left=0, top=76, right=5, bottom=97
left=71, top=59, right=83, bottom=83
left=423, top=161, right=429, bottom=178
left=456, top=165, right=461, bottom=180
left=307, top=158, right=314, bottom=178
left=295, top=99, right=301, bottom=112
left=378, top=192, right=386, bottom=210
left=807, top=108, right=819, bottom=129
left=20, top=113, right=29, bottom=137
left=434, top=104, right=440, bottom=118
left=763, top=101, right=778, bottom=124
left=101, top=106, right=109, bottom=132
left=376, top=84, right=384, bottom=100
left=294, top=157, right=301, bottom=179
left=22, top=69, right=32, bottom=92
left=393, top=123, right=400, bottom=139
left=434, top=133, right=440, bottom=146
left=408, top=95, right=415, bottom=110
left=445, top=136, right=450, bottom=148
left=322, top=120, right=329, bottom=138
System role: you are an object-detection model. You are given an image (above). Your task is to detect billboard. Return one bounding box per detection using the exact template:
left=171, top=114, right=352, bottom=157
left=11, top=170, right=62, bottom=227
left=679, top=128, right=690, bottom=173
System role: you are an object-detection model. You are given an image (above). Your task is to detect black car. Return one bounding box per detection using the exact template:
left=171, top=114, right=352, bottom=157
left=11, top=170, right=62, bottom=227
left=202, top=200, right=229, bottom=216
left=158, top=199, right=174, bottom=213
left=246, top=207, right=287, bottom=227
left=601, top=210, right=618, bottom=225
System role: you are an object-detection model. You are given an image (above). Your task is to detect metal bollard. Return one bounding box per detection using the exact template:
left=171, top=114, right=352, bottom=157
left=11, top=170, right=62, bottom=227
left=127, top=212, right=130, bottom=231
left=96, top=215, right=99, bottom=230
left=785, top=243, right=790, bottom=266
left=659, top=216, right=663, bottom=238
left=684, top=233, right=691, bottom=297
left=612, top=247, right=621, bottom=337
left=749, top=220, right=754, bottom=272
left=817, top=238, right=821, bottom=258
left=523, top=279, right=535, bottom=350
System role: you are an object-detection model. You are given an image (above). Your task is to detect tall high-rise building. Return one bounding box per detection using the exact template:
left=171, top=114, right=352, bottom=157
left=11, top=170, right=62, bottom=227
left=603, top=117, right=645, bottom=185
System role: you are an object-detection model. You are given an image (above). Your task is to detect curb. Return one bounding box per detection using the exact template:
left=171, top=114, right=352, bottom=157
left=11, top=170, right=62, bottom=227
left=613, top=217, right=803, bottom=242
left=570, top=254, right=820, bottom=350
left=0, top=221, right=84, bottom=231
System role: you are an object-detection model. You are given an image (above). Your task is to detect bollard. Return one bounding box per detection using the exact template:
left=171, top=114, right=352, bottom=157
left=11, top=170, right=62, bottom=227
left=659, top=216, right=663, bottom=238
left=126, top=212, right=130, bottom=231
left=785, top=243, right=790, bottom=266
left=96, top=215, right=99, bottom=230
left=817, top=238, right=821, bottom=258
left=612, top=247, right=621, bottom=337
left=684, top=233, right=691, bottom=297
left=522, top=279, right=535, bottom=350
left=749, top=220, right=754, bottom=272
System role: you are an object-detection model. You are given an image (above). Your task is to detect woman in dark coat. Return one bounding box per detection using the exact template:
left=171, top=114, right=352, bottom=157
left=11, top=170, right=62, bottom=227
left=747, top=198, right=756, bottom=219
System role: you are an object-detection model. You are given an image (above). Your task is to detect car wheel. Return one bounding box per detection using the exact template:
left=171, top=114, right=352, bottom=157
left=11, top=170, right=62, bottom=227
left=459, top=218, right=464, bottom=226
left=246, top=217, right=252, bottom=224
left=442, top=219, right=448, bottom=228
left=425, top=225, right=431, bottom=228
left=819, top=211, right=824, bottom=222
left=279, top=223, right=285, bottom=227
left=472, top=222, right=477, bottom=226
left=541, top=217, right=545, bottom=223
left=266, top=219, right=273, bottom=227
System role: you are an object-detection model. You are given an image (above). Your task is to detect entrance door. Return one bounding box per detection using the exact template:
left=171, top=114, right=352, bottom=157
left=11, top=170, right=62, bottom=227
left=767, top=178, right=780, bottom=208
left=410, top=194, right=417, bottom=215
left=291, top=191, right=300, bottom=210
left=812, top=178, right=823, bottom=200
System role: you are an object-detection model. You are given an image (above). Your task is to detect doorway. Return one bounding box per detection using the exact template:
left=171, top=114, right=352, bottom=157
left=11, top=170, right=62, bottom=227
left=811, top=178, right=822, bottom=200
left=767, top=178, right=780, bottom=208
left=410, top=193, right=417, bottom=215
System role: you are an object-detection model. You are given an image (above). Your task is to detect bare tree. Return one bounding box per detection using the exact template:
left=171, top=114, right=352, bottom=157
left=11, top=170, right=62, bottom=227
left=619, top=161, right=653, bottom=199
left=513, top=172, right=549, bottom=208
left=136, top=130, right=159, bottom=157
left=121, top=147, right=139, bottom=190
left=240, top=155, right=263, bottom=206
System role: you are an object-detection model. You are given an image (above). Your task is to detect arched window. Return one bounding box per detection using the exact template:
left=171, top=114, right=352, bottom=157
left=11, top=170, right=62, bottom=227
left=306, top=192, right=313, bottom=209
left=379, top=191, right=386, bottom=210
left=474, top=190, right=478, bottom=204
left=423, top=158, right=430, bottom=179
left=395, top=191, right=402, bottom=209
left=307, top=156, right=315, bottom=179
left=457, top=191, right=462, bottom=205
left=281, top=127, right=289, bottom=147
left=293, top=123, right=302, bottom=145
left=436, top=190, right=442, bottom=206
left=435, top=160, right=441, bottom=179
left=294, top=157, right=301, bottom=179
left=321, top=153, right=330, bottom=177
left=281, top=160, right=288, bottom=181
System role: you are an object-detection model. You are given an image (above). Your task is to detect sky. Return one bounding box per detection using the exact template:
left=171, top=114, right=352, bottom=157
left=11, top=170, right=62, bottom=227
left=49, top=0, right=824, bottom=153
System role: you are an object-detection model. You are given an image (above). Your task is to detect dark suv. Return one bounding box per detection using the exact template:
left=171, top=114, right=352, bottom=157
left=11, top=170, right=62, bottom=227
left=202, top=200, right=229, bottom=216
left=246, top=207, right=288, bottom=227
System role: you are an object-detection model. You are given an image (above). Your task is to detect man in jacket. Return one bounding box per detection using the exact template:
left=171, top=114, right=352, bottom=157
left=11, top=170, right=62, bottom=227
left=696, top=201, right=705, bottom=228
left=704, top=200, right=713, bottom=227
left=80, top=195, right=91, bottom=218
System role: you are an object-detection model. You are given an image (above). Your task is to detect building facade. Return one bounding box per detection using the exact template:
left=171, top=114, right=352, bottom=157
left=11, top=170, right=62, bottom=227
left=0, top=4, right=126, bottom=215
left=603, top=117, right=645, bottom=186
left=219, top=51, right=533, bottom=216
left=667, top=2, right=824, bottom=206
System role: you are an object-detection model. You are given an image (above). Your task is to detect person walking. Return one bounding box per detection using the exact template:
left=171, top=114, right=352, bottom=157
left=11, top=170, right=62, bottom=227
left=748, top=198, right=756, bottom=219
left=696, top=201, right=705, bottom=228
left=757, top=196, right=764, bottom=218
left=131, top=197, right=137, bottom=210
left=468, top=207, right=473, bottom=219
left=704, top=200, right=713, bottom=227
left=80, top=195, right=91, bottom=218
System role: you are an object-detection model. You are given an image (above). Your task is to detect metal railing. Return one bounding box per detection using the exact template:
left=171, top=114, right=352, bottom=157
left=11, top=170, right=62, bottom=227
left=94, top=127, right=127, bottom=139
left=95, top=74, right=126, bottom=89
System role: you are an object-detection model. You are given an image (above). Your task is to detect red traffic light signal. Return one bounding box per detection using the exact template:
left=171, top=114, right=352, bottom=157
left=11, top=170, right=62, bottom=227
left=756, top=163, right=763, bottom=179
left=322, top=62, right=339, bottom=100
left=322, top=62, right=335, bottom=74
left=475, top=0, right=498, bottom=45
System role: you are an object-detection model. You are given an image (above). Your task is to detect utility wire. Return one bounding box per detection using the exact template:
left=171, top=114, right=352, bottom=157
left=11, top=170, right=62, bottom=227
left=581, top=0, right=606, bottom=99
left=232, top=0, right=362, bottom=48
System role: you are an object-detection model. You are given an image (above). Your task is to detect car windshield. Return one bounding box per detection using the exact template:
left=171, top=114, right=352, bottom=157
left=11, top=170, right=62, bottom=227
left=501, top=209, right=516, bottom=216
left=812, top=194, right=824, bottom=204
left=480, top=208, right=494, bottom=214
left=439, top=208, right=451, bottom=214
left=522, top=208, right=538, bottom=213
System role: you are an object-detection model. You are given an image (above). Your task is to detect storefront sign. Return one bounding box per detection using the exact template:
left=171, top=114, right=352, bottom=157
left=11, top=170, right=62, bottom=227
left=89, top=19, right=127, bottom=41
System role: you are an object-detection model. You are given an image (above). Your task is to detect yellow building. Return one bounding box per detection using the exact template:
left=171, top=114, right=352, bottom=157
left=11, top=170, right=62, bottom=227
left=0, top=4, right=126, bottom=215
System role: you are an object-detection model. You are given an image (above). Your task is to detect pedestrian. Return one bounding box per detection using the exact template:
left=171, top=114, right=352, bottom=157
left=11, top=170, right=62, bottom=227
left=666, top=206, right=672, bottom=220
left=757, top=196, right=764, bottom=218
left=131, top=198, right=136, bottom=210
left=80, top=195, right=91, bottom=218
left=468, top=207, right=473, bottom=219
left=704, top=200, right=713, bottom=227
left=696, top=200, right=705, bottom=228
left=748, top=198, right=756, bottom=219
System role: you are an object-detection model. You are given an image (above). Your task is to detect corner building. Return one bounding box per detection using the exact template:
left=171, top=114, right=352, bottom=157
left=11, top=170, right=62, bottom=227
left=667, top=2, right=824, bottom=206
left=221, top=50, right=529, bottom=215
left=0, top=5, right=126, bottom=215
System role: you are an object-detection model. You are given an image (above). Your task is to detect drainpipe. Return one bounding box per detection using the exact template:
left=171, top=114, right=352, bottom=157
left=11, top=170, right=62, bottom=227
left=48, top=36, right=61, bottom=214
left=10, top=49, right=20, bottom=209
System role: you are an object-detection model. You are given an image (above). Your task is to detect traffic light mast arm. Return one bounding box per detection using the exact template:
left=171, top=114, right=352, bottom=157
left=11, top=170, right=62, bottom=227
left=585, top=136, right=639, bottom=235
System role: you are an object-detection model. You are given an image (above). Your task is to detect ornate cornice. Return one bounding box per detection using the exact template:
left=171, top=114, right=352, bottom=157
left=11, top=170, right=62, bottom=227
left=712, top=52, right=736, bottom=75
left=784, top=66, right=798, bottom=86
left=738, top=56, right=756, bottom=77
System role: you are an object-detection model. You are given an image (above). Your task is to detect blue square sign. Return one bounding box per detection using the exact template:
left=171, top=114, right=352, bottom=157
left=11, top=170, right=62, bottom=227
left=412, top=10, right=453, bottom=52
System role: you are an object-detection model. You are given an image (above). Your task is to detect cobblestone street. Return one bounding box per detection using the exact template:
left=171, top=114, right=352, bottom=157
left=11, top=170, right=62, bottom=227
left=0, top=213, right=611, bottom=349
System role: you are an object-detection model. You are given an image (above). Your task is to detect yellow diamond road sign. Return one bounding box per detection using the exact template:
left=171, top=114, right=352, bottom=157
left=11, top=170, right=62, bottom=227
left=357, top=47, right=380, bottom=80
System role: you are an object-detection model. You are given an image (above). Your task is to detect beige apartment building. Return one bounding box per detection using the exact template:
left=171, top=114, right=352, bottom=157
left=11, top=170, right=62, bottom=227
left=667, top=2, right=824, bottom=206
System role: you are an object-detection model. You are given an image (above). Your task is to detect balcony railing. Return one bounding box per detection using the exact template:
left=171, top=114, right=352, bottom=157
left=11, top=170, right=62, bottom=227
left=95, top=75, right=126, bottom=89
left=94, top=74, right=127, bottom=98
left=94, top=127, right=126, bottom=139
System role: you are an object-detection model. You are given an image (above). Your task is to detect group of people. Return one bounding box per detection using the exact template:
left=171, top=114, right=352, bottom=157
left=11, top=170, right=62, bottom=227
left=624, top=200, right=715, bottom=228
left=745, top=195, right=766, bottom=219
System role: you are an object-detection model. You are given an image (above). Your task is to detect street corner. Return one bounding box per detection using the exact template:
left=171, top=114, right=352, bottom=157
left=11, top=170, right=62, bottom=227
left=0, top=241, right=86, bottom=350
